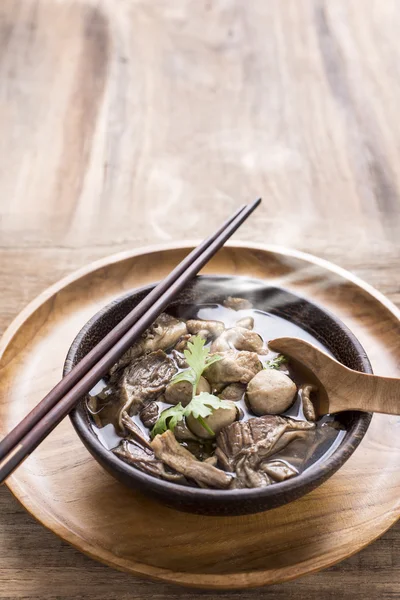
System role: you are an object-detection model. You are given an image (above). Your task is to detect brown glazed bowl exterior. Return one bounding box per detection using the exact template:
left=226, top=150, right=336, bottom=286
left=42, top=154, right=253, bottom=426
left=65, top=275, right=372, bottom=516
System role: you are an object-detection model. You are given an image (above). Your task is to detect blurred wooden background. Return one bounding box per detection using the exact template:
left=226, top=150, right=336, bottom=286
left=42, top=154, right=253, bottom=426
left=0, top=0, right=399, bottom=598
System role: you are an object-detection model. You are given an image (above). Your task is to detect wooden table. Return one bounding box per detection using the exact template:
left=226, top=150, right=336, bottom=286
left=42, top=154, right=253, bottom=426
left=0, top=0, right=399, bottom=598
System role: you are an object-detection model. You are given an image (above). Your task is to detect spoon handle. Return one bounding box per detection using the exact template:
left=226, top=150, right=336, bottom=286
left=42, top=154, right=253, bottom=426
left=331, top=371, right=400, bottom=415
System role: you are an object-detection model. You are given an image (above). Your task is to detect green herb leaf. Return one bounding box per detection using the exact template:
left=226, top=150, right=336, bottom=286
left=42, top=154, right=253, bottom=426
left=265, top=354, right=288, bottom=370
left=170, top=335, right=222, bottom=390
left=183, top=336, right=221, bottom=383
left=151, top=403, right=185, bottom=438
left=184, top=392, right=233, bottom=420
left=170, top=368, right=197, bottom=387
left=151, top=391, right=234, bottom=439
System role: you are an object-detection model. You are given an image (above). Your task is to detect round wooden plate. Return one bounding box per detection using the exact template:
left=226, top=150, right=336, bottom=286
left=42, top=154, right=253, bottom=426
left=0, top=243, right=399, bottom=590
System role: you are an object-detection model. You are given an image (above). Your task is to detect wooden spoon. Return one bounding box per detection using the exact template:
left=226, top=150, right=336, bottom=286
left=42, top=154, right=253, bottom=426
left=268, top=337, right=400, bottom=415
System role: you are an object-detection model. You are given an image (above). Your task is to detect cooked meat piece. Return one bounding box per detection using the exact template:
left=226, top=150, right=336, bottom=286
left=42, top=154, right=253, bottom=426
left=173, top=420, right=200, bottom=442
left=233, top=457, right=272, bottom=488
left=216, top=415, right=315, bottom=488
left=114, top=440, right=185, bottom=483
left=182, top=440, right=216, bottom=461
left=263, top=418, right=317, bottom=455
left=121, top=412, right=152, bottom=448
left=144, top=313, right=187, bottom=352
left=216, top=416, right=288, bottom=471
left=300, top=383, right=317, bottom=421
left=109, top=341, right=144, bottom=379
left=204, top=456, right=218, bottom=467
left=211, top=326, right=264, bottom=353
left=246, top=369, right=297, bottom=415
left=223, top=297, right=253, bottom=311
left=118, top=382, right=142, bottom=428
left=151, top=430, right=232, bottom=489
left=175, top=331, right=210, bottom=352
left=211, top=382, right=226, bottom=394
left=140, top=402, right=159, bottom=428
left=123, top=350, right=177, bottom=399
left=273, top=424, right=338, bottom=473
left=235, top=316, right=254, bottom=330
left=165, top=376, right=210, bottom=406
left=196, top=330, right=210, bottom=340
left=174, top=334, right=191, bottom=352
left=261, top=460, right=298, bottom=482
left=186, top=401, right=238, bottom=439
left=165, top=380, right=193, bottom=406
left=186, top=319, right=225, bottom=339
left=117, top=350, right=177, bottom=428
left=171, top=350, right=188, bottom=369
left=269, top=430, right=310, bottom=456
left=284, top=417, right=316, bottom=431
left=109, top=313, right=186, bottom=379
left=204, top=350, right=262, bottom=385
left=219, top=383, right=246, bottom=402
left=237, top=407, right=245, bottom=420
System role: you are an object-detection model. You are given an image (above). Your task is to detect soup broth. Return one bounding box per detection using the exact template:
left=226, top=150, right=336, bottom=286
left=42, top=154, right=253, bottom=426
left=88, top=299, right=346, bottom=490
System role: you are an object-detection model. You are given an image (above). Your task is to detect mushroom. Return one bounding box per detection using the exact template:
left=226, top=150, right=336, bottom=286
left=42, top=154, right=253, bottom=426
left=113, top=439, right=186, bottom=483
left=109, top=341, right=144, bottom=379
left=140, top=402, right=159, bottom=429
left=186, top=401, right=238, bottom=439
left=171, top=350, right=188, bottom=369
left=223, top=297, right=253, bottom=311
left=219, top=383, right=246, bottom=402
left=174, top=334, right=191, bottom=352
left=216, top=415, right=314, bottom=486
left=186, top=319, right=225, bottom=339
left=117, top=350, right=177, bottom=428
left=164, top=375, right=210, bottom=406
left=235, top=316, right=254, bottom=330
left=174, top=331, right=208, bottom=352
left=246, top=369, right=297, bottom=415
left=173, top=420, right=200, bottom=442
left=204, top=456, right=218, bottom=467
left=144, top=313, right=188, bottom=352
left=211, top=326, right=264, bottom=353
left=204, top=350, right=262, bottom=385
left=300, top=383, right=317, bottom=421
left=261, top=460, right=298, bottom=482
left=151, top=430, right=232, bottom=489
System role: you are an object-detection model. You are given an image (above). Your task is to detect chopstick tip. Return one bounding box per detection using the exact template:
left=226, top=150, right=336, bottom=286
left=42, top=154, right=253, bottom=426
left=249, top=197, right=262, bottom=210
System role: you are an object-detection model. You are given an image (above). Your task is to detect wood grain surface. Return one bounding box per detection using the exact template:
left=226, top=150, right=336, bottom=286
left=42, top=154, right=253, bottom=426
left=0, top=0, right=399, bottom=598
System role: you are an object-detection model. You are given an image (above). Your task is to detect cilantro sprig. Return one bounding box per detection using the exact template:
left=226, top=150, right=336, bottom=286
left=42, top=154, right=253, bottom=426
left=170, top=336, right=222, bottom=389
left=151, top=336, right=231, bottom=438
left=151, top=403, right=186, bottom=438
left=151, top=392, right=233, bottom=438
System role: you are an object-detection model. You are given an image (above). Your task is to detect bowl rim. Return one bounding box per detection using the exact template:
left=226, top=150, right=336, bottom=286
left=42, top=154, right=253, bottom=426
left=66, top=274, right=372, bottom=504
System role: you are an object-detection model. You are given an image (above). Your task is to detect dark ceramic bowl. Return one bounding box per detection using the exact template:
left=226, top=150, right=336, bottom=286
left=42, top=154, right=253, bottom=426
left=65, top=275, right=372, bottom=516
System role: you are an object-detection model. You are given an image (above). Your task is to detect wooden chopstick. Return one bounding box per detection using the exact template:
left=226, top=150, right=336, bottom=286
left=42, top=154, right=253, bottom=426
left=0, top=204, right=246, bottom=462
left=0, top=198, right=261, bottom=483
